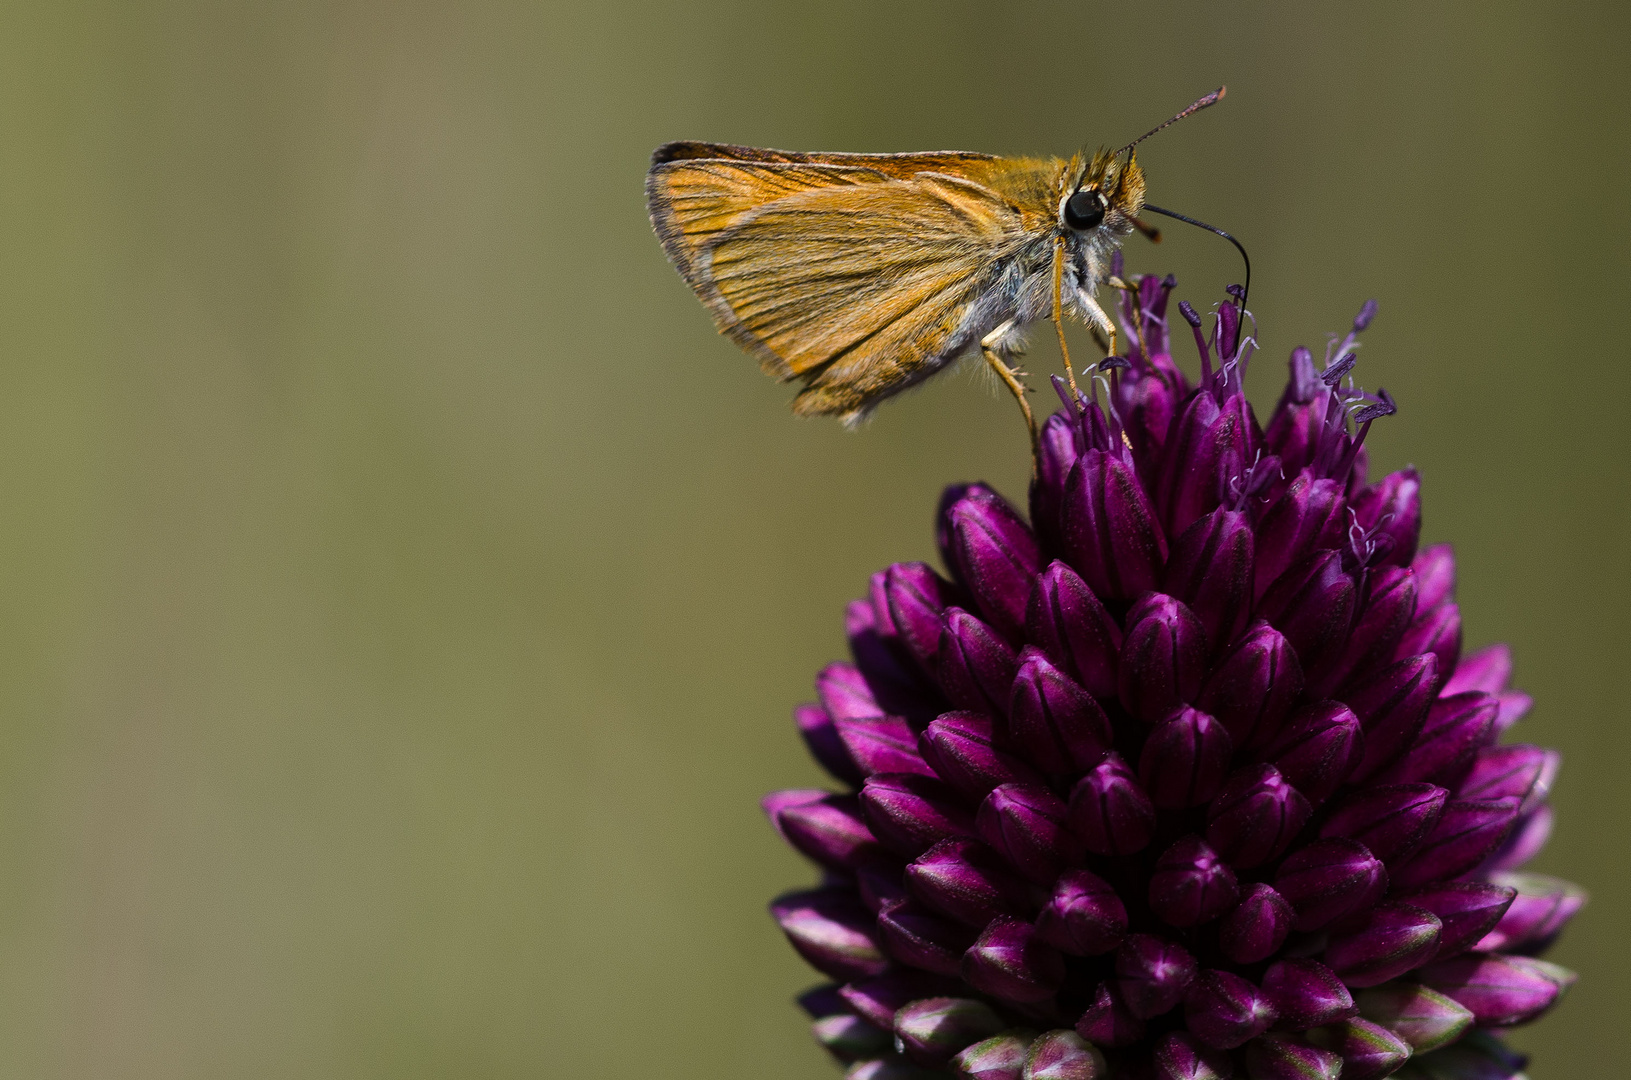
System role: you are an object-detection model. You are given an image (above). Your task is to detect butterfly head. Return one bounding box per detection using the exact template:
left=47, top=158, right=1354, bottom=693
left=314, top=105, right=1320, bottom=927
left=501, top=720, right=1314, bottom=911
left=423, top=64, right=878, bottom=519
left=1058, top=148, right=1145, bottom=238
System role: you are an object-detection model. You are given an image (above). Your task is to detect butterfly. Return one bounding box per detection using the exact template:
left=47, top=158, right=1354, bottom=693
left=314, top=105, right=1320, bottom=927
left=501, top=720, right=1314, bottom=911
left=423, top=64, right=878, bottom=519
left=646, top=89, right=1227, bottom=449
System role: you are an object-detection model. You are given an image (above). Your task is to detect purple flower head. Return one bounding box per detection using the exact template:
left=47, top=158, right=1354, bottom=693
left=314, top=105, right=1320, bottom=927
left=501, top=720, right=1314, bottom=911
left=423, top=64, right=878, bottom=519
left=765, top=281, right=1578, bottom=1078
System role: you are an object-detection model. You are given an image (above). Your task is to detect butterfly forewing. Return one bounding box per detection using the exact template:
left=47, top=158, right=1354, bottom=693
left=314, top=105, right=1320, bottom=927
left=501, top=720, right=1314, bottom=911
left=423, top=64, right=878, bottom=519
left=648, top=143, right=1045, bottom=419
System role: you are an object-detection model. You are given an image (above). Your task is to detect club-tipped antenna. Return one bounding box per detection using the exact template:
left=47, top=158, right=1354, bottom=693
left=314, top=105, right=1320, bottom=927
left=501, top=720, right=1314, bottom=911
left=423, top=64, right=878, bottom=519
left=1118, top=87, right=1226, bottom=156
left=1140, top=204, right=1252, bottom=315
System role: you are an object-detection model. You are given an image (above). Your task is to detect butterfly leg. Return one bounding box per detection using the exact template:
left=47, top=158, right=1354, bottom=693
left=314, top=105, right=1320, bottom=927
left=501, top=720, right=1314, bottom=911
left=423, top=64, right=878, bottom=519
left=980, top=320, right=1038, bottom=461
left=1078, top=292, right=1120, bottom=367
left=1051, top=237, right=1081, bottom=399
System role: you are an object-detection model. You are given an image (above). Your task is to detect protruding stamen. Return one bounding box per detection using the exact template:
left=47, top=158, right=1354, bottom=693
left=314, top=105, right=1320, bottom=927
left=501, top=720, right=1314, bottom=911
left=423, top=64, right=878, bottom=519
left=1353, top=299, right=1379, bottom=332
left=1352, top=388, right=1398, bottom=424
left=1322, top=352, right=1357, bottom=388
left=1179, top=300, right=1212, bottom=380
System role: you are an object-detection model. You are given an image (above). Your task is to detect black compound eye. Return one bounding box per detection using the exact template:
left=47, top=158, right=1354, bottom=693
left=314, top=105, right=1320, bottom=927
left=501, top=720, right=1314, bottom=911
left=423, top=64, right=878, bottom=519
left=1064, top=190, right=1106, bottom=231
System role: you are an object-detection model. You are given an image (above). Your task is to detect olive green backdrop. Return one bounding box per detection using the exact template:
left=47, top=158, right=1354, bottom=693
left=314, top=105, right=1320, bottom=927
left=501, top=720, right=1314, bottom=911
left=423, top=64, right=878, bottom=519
left=0, top=1, right=1622, bottom=1077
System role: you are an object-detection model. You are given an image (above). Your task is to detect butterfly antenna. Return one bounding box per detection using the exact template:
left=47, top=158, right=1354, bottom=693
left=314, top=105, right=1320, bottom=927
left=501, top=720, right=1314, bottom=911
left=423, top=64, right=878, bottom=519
left=1117, top=87, right=1226, bottom=156
left=1140, top=204, right=1251, bottom=314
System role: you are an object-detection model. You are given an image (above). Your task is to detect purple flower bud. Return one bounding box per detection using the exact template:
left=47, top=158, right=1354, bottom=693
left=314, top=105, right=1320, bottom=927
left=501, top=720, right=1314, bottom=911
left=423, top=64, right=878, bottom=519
left=1024, top=561, right=1122, bottom=700
left=1152, top=1031, right=1236, bottom=1080
left=1184, top=969, right=1277, bottom=1049
left=1350, top=468, right=1422, bottom=568
left=906, top=837, right=1031, bottom=927
left=952, top=1030, right=1036, bottom=1080
left=1477, top=873, right=1587, bottom=953
left=893, top=996, right=1008, bottom=1066
left=812, top=1013, right=893, bottom=1063
left=1032, top=412, right=1082, bottom=552
left=1021, top=1029, right=1106, bottom=1080
left=1258, top=550, right=1358, bottom=683
left=1344, top=653, right=1440, bottom=783
left=1060, top=447, right=1169, bottom=602
left=1323, top=901, right=1443, bottom=987
left=798, top=984, right=851, bottom=1021
left=795, top=702, right=865, bottom=786
left=770, top=887, right=889, bottom=981
left=1411, top=543, right=1456, bottom=611
left=1265, top=700, right=1362, bottom=806
left=836, top=714, right=935, bottom=778
left=1148, top=836, right=1239, bottom=928
left=1319, top=782, right=1448, bottom=866
left=938, top=609, right=1021, bottom=715
left=1353, top=982, right=1472, bottom=1054
left=885, top=562, right=961, bottom=671
left=1319, top=565, right=1415, bottom=695
left=1406, top=1032, right=1531, bottom=1080
left=940, top=484, right=1042, bottom=641
left=772, top=791, right=881, bottom=871
left=1196, top=621, right=1305, bottom=751
left=1034, top=869, right=1128, bottom=955
left=1116, top=934, right=1198, bottom=1019
left=1390, top=796, right=1521, bottom=891
left=1206, top=764, right=1312, bottom=869
left=1393, top=600, right=1462, bottom=681
left=1444, top=642, right=1512, bottom=696
left=817, top=661, right=885, bottom=724
left=854, top=854, right=911, bottom=913
left=847, top=1057, right=943, bottom=1080
left=1483, top=804, right=1552, bottom=873
left=1243, top=1036, right=1343, bottom=1080
left=962, top=916, right=1066, bottom=1004
left=1139, top=706, right=1234, bottom=809
left=1118, top=593, right=1209, bottom=723
left=1416, top=953, right=1576, bottom=1028
left=1458, top=744, right=1558, bottom=814
left=977, top=783, right=1084, bottom=883
left=1074, top=982, right=1146, bottom=1048
left=1252, top=470, right=1347, bottom=598
left=1008, top=649, right=1113, bottom=778
left=1159, top=391, right=1250, bottom=538
left=1218, top=884, right=1295, bottom=965
left=860, top=773, right=976, bottom=858
left=1163, top=508, right=1256, bottom=652
left=1261, top=958, right=1356, bottom=1030
left=1274, top=837, right=1388, bottom=933
left=1405, top=881, right=1518, bottom=960
left=877, top=898, right=979, bottom=975
left=1069, top=753, right=1158, bottom=856
left=763, top=788, right=827, bottom=836
left=920, top=711, right=1046, bottom=801
left=839, top=970, right=963, bottom=1028
left=849, top=594, right=938, bottom=722
left=1373, top=691, right=1498, bottom=788
left=1302, top=1019, right=1410, bottom=1080
left=1493, top=689, right=1534, bottom=734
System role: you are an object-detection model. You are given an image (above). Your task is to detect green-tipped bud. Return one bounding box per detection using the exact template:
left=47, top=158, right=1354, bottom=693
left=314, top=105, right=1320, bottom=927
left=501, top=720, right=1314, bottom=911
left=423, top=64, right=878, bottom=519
left=1304, top=1018, right=1412, bottom=1080
left=1354, top=983, right=1473, bottom=1054
left=953, top=1030, right=1038, bottom=1080
left=815, top=1013, right=895, bottom=1062
left=894, top=998, right=1008, bottom=1066
left=1021, top=1030, right=1106, bottom=1080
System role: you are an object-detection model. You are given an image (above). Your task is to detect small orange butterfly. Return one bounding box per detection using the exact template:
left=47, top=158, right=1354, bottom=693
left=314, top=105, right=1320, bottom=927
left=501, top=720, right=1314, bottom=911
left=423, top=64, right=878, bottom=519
left=647, top=89, right=1232, bottom=449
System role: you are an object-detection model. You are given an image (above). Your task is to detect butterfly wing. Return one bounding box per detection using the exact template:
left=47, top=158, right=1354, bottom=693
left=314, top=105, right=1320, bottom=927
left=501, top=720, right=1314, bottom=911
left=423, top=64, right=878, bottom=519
left=647, top=144, right=1029, bottom=419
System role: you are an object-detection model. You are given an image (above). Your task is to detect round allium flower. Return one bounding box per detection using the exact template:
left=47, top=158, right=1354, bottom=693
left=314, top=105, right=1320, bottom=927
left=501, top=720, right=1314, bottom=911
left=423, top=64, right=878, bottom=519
left=764, top=270, right=1582, bottom=1080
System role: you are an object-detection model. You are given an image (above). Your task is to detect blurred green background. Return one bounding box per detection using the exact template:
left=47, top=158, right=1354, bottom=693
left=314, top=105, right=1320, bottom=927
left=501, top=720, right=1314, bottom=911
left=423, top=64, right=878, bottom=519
left=0, top=1, right=1623, bottom=1076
